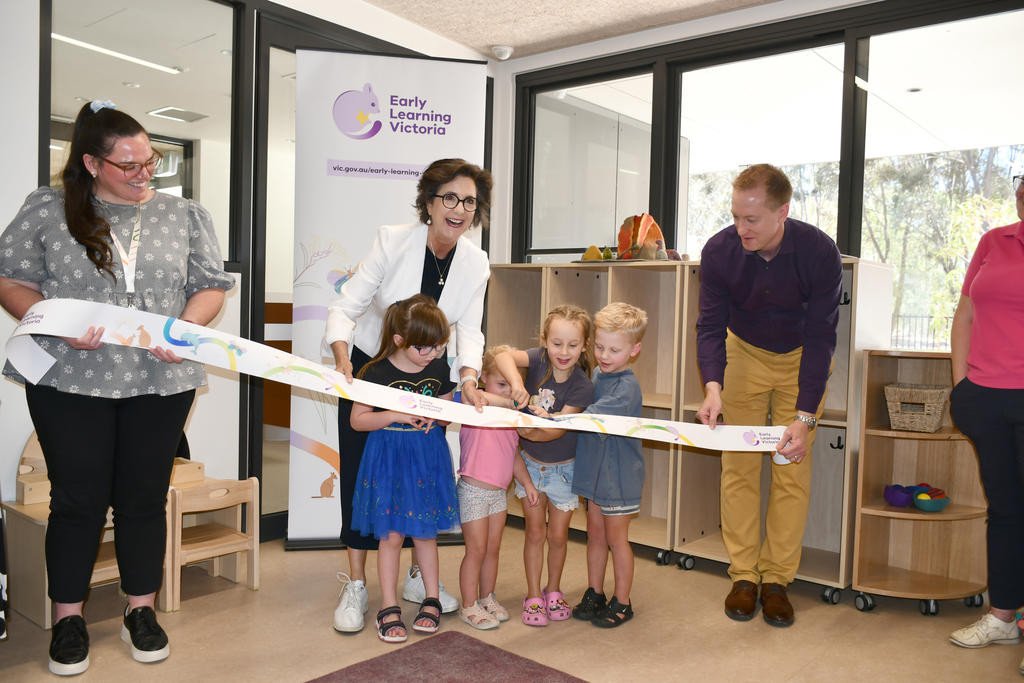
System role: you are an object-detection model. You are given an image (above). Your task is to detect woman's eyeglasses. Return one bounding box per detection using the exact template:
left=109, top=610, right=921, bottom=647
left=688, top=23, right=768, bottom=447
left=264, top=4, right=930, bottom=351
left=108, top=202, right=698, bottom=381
left=412, top=344, right=446, bottom=357
left=99, top=151, right=164, bottom=178
left=433, top=192, right=477, bottom=212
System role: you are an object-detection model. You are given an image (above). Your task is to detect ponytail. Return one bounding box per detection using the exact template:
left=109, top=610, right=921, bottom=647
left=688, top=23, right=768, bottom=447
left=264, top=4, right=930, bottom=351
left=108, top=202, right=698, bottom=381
left=62, top=101, right=146, bottom=279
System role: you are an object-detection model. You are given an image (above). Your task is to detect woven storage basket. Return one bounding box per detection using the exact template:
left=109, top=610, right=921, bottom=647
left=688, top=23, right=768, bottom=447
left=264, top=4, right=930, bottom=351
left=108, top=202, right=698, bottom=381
left=884, top=383, right=949, bottom=433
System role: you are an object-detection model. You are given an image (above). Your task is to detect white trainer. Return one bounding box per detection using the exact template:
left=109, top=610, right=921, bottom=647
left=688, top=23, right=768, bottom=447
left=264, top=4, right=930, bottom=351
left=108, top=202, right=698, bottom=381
left=949, top=613, right=1021, bottom=648
left=401, top=565, right=458, bottom=613
left=333, top=572, right=368, bottom=633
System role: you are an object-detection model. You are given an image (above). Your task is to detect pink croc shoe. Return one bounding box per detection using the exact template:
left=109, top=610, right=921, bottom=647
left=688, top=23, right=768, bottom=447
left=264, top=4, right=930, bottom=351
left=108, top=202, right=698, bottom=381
left=543, top=588, right=571, bottom=621
left=522, top=597, right=549, bottom=627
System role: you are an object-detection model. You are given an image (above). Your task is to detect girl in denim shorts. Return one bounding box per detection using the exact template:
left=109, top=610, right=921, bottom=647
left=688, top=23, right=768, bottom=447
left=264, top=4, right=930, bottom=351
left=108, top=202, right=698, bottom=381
left=494, top=305, right=595, bottom=627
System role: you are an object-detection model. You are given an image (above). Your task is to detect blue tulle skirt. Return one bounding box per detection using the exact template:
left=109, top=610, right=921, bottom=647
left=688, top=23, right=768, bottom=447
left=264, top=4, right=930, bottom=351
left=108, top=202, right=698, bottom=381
left=350, top=424, right=459, bottom=540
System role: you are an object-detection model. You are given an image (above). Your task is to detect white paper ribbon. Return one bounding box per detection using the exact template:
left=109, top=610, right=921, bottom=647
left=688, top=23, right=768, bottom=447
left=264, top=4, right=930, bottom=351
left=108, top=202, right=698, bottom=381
left=5, top=299, right=785, bottom=452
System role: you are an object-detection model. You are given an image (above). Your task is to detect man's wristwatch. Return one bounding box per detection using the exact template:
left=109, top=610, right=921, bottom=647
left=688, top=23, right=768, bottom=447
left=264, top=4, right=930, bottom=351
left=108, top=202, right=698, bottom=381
left=459, top=376, right=478, bottom=392
left=794, top=414, right=817, bottom=430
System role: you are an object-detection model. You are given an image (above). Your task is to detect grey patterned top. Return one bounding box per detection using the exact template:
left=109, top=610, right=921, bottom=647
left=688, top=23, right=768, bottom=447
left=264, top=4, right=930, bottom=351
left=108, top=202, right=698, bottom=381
left=1, top=187, right=235, bottom=398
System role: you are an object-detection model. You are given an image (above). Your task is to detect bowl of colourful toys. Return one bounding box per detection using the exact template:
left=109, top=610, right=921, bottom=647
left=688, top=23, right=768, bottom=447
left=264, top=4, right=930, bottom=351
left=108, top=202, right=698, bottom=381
left=884, top=482, right=950, bottom=512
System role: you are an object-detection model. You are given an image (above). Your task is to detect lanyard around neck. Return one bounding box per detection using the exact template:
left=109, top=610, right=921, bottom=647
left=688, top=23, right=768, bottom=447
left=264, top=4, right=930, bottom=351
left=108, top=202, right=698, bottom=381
left=110, top=202, right=142, bottom=295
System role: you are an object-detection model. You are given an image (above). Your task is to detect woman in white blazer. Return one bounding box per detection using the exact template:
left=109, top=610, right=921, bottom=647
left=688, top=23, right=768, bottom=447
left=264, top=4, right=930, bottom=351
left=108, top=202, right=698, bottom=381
left=325, top=158, right=493, bottom=634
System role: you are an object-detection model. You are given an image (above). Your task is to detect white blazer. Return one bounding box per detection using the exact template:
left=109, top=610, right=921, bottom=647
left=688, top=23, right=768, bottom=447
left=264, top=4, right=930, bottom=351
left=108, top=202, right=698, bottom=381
left=324, top=223, right=490, bottom=380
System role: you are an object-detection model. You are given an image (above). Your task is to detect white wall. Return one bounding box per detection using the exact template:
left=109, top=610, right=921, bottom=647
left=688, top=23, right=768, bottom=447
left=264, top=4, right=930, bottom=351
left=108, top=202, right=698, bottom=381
left=0, top=1, right=41, bottom=502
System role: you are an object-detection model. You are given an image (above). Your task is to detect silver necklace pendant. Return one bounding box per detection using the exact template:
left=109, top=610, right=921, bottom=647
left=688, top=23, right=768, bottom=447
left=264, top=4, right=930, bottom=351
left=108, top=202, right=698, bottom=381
left=438, top=276, right=445, bottom=286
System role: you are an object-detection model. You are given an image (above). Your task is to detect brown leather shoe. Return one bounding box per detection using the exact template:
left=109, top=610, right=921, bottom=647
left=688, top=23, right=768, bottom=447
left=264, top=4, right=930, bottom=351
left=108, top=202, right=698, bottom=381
left=724, top=580, right=758, bottom=621
left=760, top=582, right=794, bottom=627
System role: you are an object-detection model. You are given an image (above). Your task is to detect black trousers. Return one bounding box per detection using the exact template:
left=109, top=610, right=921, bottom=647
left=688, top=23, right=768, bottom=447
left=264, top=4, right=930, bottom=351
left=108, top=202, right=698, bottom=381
left=950, top=378, right=1024, bottom=610
left=25, top=384, right=195, bottom=603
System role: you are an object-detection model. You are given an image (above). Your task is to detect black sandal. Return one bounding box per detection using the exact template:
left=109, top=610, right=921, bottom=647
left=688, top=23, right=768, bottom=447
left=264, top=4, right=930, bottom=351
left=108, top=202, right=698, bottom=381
left=592, top=597, right=633, bottom=628
left=413, top=597, right=442, bottom=633
left=376, top=606, right=407, bottom=643
left=573, top=587, right=607, bottom=621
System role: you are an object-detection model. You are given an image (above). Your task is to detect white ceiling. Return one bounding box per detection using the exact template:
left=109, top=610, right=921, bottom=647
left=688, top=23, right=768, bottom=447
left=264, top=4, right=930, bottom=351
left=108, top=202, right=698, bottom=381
left=362, top=0, right=768, bottom=58
left=51, top=0, right=234, bottom=144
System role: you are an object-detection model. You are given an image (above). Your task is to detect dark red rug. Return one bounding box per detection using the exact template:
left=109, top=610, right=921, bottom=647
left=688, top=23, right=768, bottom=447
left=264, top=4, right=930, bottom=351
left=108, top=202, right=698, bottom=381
left=307, top=630, right=586, bottom=682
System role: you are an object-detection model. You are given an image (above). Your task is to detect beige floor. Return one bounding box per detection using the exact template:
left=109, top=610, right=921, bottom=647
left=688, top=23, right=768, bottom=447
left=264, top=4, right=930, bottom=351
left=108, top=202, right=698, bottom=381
left=1, top=527, right=1021, bottom=682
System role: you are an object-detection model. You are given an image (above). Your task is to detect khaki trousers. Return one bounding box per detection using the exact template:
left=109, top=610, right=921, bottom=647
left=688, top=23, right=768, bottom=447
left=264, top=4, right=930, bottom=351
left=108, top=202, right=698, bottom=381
left=719, top=332, right=828, bottom=586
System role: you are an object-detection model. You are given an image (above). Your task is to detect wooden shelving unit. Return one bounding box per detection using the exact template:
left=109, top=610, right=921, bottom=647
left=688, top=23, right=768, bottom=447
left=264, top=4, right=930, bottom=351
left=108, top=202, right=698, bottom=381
left=487, top=257, right=892, bottom=588
left=487, top=262, right=684, bottom=552
left=671, top=258, right=893, bottom=600
left=851, top=350, right=986, bottom=614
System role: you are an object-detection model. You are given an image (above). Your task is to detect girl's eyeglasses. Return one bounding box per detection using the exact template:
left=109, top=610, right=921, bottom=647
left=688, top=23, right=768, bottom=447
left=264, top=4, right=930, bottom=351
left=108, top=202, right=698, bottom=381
left=412, top=344, right=445, bottom=357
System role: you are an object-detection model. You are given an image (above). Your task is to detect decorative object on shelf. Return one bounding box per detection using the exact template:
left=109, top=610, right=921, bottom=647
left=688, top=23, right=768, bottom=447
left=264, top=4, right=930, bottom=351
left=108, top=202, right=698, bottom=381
left=913, top=486, right=950, bottom=512
left=616, top=213, right=666, bottom=260
left=883, top=484, right=913, bottom=507
left=884, top=383, right=950, bottom=433
left=884, top=482, right=950, bottom=510
left=581, top=245, right=615, bottom=261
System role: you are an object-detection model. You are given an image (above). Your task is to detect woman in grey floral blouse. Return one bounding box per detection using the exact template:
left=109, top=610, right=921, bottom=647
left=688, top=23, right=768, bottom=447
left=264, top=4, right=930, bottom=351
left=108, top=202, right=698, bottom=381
left=0, top=101, right=234, bottom=676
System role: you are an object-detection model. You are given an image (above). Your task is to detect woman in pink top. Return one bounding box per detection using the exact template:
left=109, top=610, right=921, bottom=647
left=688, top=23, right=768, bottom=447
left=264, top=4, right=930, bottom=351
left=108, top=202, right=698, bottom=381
left=948, top=174, right=1024, bottom=673
left=456, top=346, right=539, bottom=630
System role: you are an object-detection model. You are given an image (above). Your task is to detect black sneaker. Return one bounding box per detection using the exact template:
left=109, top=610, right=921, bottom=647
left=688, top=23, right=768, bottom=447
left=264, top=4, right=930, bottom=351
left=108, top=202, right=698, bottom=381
left=572, top=587, right=607, bottom=621
left=120, top=606, right=170, bottom=663
left=49, top=615, right=89, bottom=676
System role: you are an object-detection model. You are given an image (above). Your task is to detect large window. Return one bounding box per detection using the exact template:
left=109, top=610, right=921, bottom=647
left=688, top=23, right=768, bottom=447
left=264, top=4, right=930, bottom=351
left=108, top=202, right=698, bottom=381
left=530, top=74, right=651, bottom=261
left=860, top=9, right=1024, bottom=349
left=677, top=45, right=844, bottom=258
left=515, top=1, right=1023, bottom=351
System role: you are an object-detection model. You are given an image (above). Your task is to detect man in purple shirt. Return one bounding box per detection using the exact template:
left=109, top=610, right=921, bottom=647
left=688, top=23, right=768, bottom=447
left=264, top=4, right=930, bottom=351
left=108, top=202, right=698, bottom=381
left=696, top=164, right=841, bottom=628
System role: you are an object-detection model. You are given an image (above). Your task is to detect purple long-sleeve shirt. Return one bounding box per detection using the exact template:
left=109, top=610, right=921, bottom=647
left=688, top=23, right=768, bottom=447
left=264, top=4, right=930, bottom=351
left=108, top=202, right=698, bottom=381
left=696, top=217, right=842, bottom=413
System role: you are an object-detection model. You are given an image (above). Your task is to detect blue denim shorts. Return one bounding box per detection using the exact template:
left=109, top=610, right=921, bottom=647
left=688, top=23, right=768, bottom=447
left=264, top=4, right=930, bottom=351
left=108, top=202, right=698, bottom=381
left=514, top=455, right=579, bottom=512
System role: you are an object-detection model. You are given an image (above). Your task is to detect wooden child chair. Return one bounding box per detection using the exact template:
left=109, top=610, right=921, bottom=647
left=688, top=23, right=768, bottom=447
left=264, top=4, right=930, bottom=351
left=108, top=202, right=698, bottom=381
left=167, top=477, right=260, bottom=611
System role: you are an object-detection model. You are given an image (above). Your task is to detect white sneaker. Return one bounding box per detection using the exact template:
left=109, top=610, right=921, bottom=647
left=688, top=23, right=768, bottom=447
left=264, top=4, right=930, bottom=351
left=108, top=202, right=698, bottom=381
left=949, top=613, right=1021, bottom=648
left=402, top=565, right=458, bottom=613
left=333, top=572, right=368, bottom=633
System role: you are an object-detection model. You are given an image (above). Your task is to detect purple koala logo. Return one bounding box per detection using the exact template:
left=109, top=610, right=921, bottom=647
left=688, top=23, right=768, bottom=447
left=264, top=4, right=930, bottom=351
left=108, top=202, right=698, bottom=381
left=742, top=430, right=760, bottom=446
left=333, top=83, right=382, bottom=140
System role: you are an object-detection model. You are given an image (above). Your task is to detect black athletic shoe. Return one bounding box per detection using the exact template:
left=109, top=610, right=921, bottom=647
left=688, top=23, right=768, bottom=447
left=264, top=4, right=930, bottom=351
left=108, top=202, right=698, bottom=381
left=121, top=606, right=170, bottom=663
left=49, top=615, right=90, bottom=676
left=572, top=587, right=607, bottom=621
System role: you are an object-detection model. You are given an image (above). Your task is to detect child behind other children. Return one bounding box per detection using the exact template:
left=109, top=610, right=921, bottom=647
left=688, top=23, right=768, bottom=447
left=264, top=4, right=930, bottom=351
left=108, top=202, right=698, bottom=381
left=456, top=345, right=539, bottom=630
left=570, top=302, right=648, bottom=628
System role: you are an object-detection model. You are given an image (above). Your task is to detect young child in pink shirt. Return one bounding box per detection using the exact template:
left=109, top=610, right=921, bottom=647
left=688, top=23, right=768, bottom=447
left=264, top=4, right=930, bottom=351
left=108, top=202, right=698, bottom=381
left=457, top=345, right=539, bottom=629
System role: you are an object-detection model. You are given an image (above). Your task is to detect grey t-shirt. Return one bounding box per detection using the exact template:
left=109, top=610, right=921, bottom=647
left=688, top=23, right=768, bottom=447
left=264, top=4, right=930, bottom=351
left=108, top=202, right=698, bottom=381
left=0, top=187, right=235, bottom=398
left=520, top=346, right=594, bottom=464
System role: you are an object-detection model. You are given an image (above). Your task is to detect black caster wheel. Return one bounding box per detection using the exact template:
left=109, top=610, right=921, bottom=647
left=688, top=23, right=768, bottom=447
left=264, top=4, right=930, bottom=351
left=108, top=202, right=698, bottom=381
left=919, top=599, right=939, bottom=616
left=854, top=592, right=875, bottom=612
left=655, top=549, right=672, bottom=566
left=676, top=554, right=696, bottom=570
left=821, top=587, right=842, bottom=605
left=963, top=594, right=984, bottom=608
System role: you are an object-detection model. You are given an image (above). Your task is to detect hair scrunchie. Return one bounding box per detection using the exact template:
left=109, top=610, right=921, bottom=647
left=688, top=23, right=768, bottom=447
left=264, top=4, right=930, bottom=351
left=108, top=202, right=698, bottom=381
left=89, top=99, right=117, bottom=113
